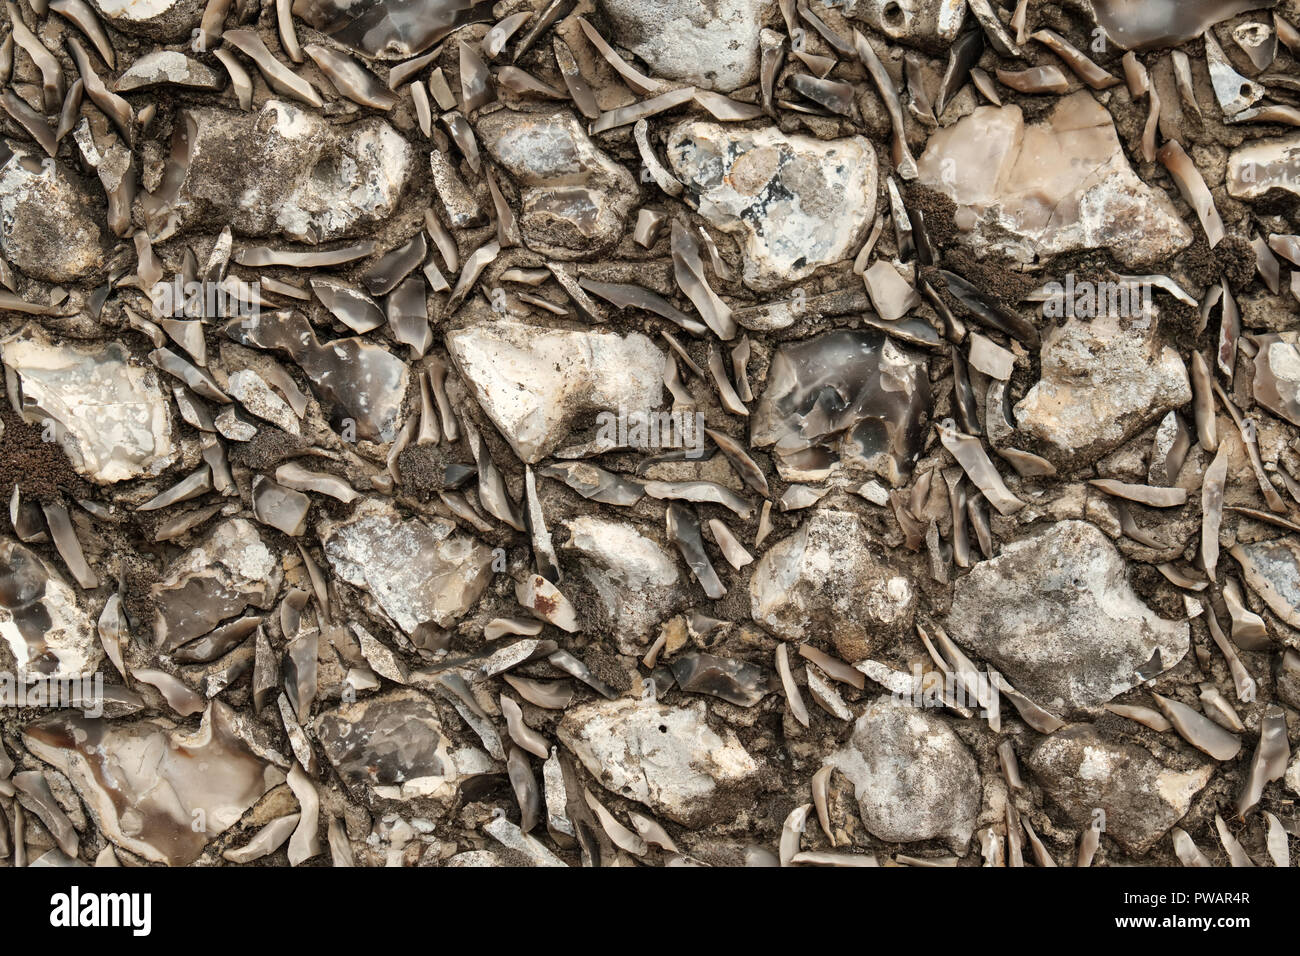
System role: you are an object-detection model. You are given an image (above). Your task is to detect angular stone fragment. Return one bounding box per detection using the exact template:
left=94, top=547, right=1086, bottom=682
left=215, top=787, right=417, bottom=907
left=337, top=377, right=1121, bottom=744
left=314, top=690, right=487, bottom=803
left=561, top=517, right=684, bottom=650
left=828, top=699, right=979, bottom=852
left=152, top=519, right=283, bottom=651
left=0, top=145, right=107, bottom=282
left=115, top=51, right=221, bottom=91
left=2, top=332, right=177, bottom=483
left=1230, top=539, right=1300, bottom=629
left=446, top=320, right=664, bottom=463
left=1027, top=724, right=1214, bottom=854
left=88, top=0, right=205, bottom=40
left=1252, top=333, right=1300, bottom=426
left=750, top=329, right=931, bottom=484
left=948, top=521, right=1189, bottom=713
left=0, top=539, right=102, bottom=680
left=475, top=109, right=637, bottom=259
left=318, top=498, right=493, bottom=636
left=1227, top=133, right=1300, bottom=200
left=750, top=509, right=916, bottom=662
left=558, top=697, right=761, bottom=826
left=156, top=101, right=413, bottom=242
left=290, top=0, right=494, bottom=60
left=666, top=122, right=879, bottom=290
left=1084, top=0, right=1278, bottom=51
left=23, top=702, right=285, bottom=865
left=595, top=0, right=768, bottom=91
left=1015, top=316, right=1191, bottom=465
left=226, top=311, right=408, bottom=442
left=917, top=92, right=1192, bottom=266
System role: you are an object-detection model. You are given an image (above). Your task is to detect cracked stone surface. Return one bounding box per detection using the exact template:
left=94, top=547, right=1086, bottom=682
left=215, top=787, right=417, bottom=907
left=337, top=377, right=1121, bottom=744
left=0, top=0, right=1296, bottom=875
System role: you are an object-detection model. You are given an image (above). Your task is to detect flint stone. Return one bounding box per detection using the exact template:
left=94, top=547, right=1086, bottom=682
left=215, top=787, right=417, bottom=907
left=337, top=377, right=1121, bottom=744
left=23, top=702, right=285, bottom=865
left=561, top=516, right=685, bottom=651
left=750, top=509, right=916, bottom=662
left=0, top=539, right=103, bottom=680
left=475, top=109, right=637, bottom=259
left=0, top=146, right=108, bottom=283
left=828, top=699, right=980, bottom=852
left=2, top=332, right=178, bottom=484
left=558, top=697, right=762, bottom=826
left=846, top=0, right=968, bottom=48
left=446, top=320, right=664, bottom=463
left=89, top=0, right=205, bottom=40
left=1027, top=724, right=1214, bottom=854
left=315, top=690, right=488, bottom=803
left=161, top=101, right=413, bottom=242
left=152, top=518, right=283, bottom=650
left=666, top=122, right=879, bottom=291
left=1227, top=132, right=1300, bottom=200
left=1015, top=315, right=1191, bottom=465
left=917, top=92, right=1193, bottom=267
left=948, top=521, right=1189, bottom=713
left=318, top=498, right=494, bottom=635
left=596, top=0, right=770, bottom=91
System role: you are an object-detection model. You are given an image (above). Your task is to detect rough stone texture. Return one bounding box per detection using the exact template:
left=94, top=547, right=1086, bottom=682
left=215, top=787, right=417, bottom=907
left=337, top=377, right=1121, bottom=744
left=917, top=93, right=1193, bottom=267
left=0, top=147, right=108, bottom=283
left=847, top=0, right=968, bottom=47
left=446, top=320, right=665, bottom=463
left=314, top=690, right=490, bottom=804
left=151, top=518, right=283, bottom=650
left=828, top=699, right=980, bottom=852
left=157, top=101, right=413, bottom=242
left=22, top=702, right=284, bottom=865
left=2, top=331, right=177, bottom=483
left=0, top=539, right=102, bottom=680
left=666, top=122, right=879, bottom=291
left=561, top=516, right=685, bottom=651
left=596, top=0, right=771, bottom=91
left=1230, top=538, right=1300, bottom=630
left=1015, top=316, right=1192, bottom=466
left=1226, top=132, right=1300, bottom=200
left=948, top=521, right=1189, bottom=713
left=475, top=109, right=637, bottom=259
left=88, top=0, right=206, bottom=40
left=557, top=697, right=762, bottom=826
left=750, top=509, right=916, bottom=662
left=1027, top=725, right=1214, bottom=854
left=319, top=498, right=494, bottom=635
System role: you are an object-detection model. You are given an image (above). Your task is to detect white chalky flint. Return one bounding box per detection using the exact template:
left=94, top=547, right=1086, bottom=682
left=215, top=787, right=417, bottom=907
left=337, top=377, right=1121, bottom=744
left=1014, top=314, right=1192, bottom=464
left=1, top=332, right=177, bottom=484
left=948, top=521, right=1189, bottom=713
left=161, top=101, right=413, bottom=243
left=0, top=147, right=108, bottom=283
left=557, top=697, right=762, bottom=826
left=666, top=122, right=879, bottom=291
left=225, top=369, right=301, bottom=435
left=84, top=0, right=206, bottom=41
left=595, top=0, right=769, bottom=91
left=917, top=92, right=1193, bottom=266
left=473, top=109, right=637, bottom=258
left=749, top=509, right=916, bottom=663
left=445, top=320, right=664, bottom=463
left=828, top=699, right=980, bottom=853
left=319, top=498, right=494, bottom=635
left=561, top=516, right=684, bottom=649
